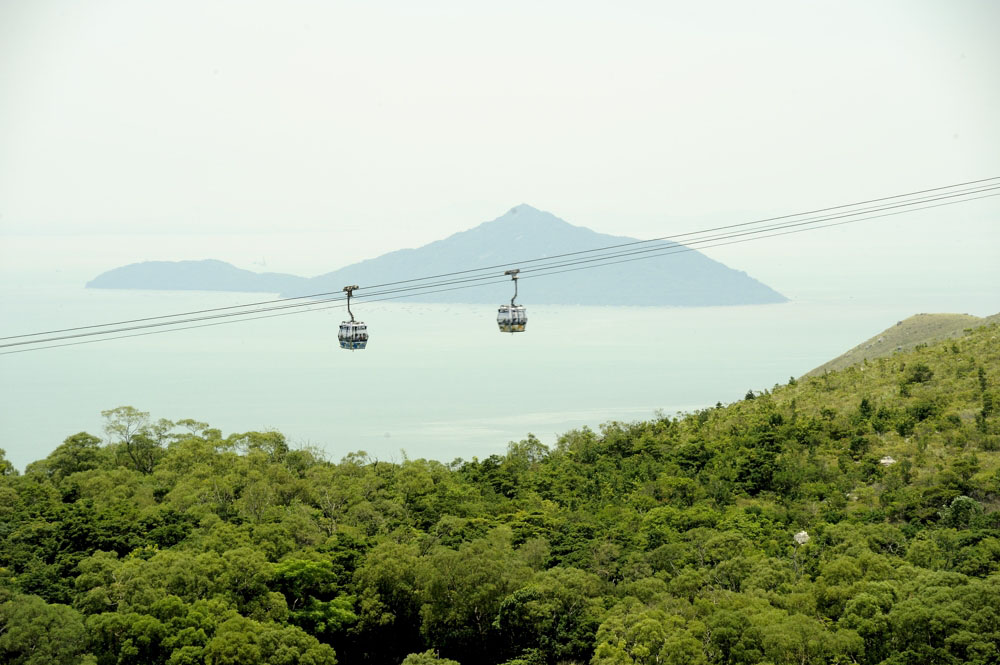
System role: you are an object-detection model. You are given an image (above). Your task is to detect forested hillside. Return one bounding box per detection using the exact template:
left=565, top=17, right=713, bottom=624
left=1, top=323, right=999, bottom=665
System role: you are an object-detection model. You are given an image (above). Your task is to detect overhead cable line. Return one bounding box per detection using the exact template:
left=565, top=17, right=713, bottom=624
left=5, top=184, right=996, bottom=358
left=4, top=176, right=996, bottom=343
left=3, top=183, right=997, bottom=351
left=1, top=180, right=997, bottom=354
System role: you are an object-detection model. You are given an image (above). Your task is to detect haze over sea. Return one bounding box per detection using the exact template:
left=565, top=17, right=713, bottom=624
left=2, top=232, right=998, bottom=472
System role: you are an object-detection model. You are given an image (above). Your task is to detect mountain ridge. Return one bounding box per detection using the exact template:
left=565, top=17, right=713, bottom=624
left=804, top=311, right=1000, bottom=377
left=87, top=258, right=308, bottom=293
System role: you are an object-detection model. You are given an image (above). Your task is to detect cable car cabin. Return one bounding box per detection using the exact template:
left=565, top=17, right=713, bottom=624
left=497, top=305, right=527, bottom=333
left=338, top=321, right=368, bottom=350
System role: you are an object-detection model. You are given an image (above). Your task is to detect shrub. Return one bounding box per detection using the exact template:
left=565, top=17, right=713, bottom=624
left=904, top=362, right=934, bottom=384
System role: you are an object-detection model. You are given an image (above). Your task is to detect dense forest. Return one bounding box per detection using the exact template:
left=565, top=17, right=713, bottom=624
left=1, top=324, right=998, bottom=665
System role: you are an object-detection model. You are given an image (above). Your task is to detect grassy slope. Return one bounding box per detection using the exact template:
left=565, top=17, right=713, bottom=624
left=804, top=311, right=1000, bottom=377
left=767, top=320, right=1000, bottom=515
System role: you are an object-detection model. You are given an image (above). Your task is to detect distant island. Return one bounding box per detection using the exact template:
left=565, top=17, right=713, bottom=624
left=87, top=204, right=787, bottom=306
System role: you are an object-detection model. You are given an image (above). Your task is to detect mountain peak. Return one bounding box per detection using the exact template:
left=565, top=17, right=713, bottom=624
left=486, top=204, right=571, bottom=230
left=296, top=206, right=786, bottom=305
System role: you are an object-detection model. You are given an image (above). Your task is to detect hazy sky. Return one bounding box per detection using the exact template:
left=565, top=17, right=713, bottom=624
left=1, top=0, right=998, bottom=284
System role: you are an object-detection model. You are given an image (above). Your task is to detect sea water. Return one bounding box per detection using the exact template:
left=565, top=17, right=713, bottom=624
left=3, top=275, right=998, bottom=472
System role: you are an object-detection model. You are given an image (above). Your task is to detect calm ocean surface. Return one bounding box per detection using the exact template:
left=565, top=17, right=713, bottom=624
left=2, top=275, right=998, bottom=472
